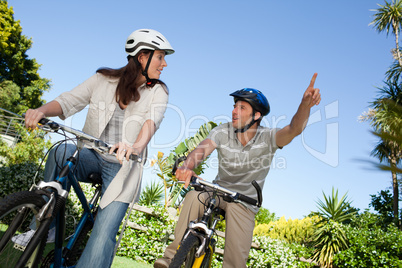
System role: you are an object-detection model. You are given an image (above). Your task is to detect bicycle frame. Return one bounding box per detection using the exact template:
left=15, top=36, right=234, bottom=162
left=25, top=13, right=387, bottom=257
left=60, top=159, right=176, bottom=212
left=35, top=147, right=101, bottom=268
left=170, top=156, right=262, bottom=268
left=29, top=117, right=140, bottom=268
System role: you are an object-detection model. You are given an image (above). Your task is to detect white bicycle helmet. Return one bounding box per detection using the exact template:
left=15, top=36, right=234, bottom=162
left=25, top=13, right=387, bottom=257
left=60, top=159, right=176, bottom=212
left=125, top=29, right=175, bottom=57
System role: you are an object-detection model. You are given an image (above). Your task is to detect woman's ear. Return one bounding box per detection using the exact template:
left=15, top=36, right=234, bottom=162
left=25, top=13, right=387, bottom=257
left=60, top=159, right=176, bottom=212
left=137, top=53, right=147, bottom=64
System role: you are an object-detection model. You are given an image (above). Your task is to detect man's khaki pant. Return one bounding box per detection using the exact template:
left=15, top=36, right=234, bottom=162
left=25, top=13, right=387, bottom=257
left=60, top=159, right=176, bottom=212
left=163, top=190, right=256, bottom=268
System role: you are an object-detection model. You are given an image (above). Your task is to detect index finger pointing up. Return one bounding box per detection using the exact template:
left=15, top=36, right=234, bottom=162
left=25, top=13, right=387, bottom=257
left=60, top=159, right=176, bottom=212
left=309, top=73, right=318, bottom=88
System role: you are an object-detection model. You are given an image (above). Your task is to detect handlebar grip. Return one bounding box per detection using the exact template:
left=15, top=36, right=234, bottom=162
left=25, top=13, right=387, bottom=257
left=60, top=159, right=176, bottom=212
left=237, top=193, right=258, bottom=206
left=38, top=118, right=50, bottom=124
left=109, top=145, right=142, bottom=163
left=129, top=154, right=142, bottom=162
left=252, top=180, right=263, bottom=207
left=172, top=156, right=187, bottom=175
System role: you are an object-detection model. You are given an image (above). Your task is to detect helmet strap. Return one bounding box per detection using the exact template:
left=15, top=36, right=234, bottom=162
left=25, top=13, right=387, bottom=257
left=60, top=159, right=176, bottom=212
left=235, top=108, right=257, bottom=133
left=142, top=50, right=154, bottom=86
left=235, top=117, right=256, bottom=133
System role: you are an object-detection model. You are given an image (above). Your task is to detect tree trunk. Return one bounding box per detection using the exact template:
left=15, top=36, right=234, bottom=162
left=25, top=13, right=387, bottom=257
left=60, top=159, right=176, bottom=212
left=394, top=24, right=402, bottom=68
left=390, top=157, right=400, bottom=227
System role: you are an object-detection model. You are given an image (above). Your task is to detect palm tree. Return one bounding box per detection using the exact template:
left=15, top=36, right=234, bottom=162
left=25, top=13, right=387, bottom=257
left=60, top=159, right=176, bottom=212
left=370, top=0, right=402, bottom=68
left=370, top=81, right=402, bottom=225
left=310, top=188, right=356, bottom=268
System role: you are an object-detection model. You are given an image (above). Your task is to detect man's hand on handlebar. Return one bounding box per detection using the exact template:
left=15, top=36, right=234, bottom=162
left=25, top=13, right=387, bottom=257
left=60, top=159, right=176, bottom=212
left=175, top=166, right=197, bottom=188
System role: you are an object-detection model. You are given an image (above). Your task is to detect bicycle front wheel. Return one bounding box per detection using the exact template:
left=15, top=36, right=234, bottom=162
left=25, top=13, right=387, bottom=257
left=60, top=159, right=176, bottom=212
left=170, top=233, right=205, bottom=268
left=0, top=191, right=51, bottom=268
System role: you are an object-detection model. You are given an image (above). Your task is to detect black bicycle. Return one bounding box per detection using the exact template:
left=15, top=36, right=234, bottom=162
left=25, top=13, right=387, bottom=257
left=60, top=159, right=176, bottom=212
left=0, top=116, right=140, bottom=268
left=169, top=157, right=262, bottom=268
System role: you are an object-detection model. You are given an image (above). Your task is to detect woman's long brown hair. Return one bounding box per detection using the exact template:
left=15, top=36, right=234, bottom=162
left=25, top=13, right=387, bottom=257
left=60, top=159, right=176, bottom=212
left=97, top=50, right=166, bottom=105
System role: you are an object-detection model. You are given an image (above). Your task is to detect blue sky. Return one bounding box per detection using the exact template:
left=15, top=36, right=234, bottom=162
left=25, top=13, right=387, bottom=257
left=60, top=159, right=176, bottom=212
left=7, top=0, right=400, bottom=219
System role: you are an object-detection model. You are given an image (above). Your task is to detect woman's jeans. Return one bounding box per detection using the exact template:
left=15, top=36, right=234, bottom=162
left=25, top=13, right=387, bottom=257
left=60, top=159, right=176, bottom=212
left=44, top=144, right=128, bottom=268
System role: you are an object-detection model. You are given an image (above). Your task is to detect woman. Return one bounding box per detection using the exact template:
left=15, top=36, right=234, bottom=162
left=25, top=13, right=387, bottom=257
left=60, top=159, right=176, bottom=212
left=23, top=29, right=174, bottom=267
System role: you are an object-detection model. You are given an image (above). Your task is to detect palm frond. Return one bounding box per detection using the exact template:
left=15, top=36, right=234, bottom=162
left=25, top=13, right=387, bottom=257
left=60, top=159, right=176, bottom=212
left=149, top=121, right=218, bottom=208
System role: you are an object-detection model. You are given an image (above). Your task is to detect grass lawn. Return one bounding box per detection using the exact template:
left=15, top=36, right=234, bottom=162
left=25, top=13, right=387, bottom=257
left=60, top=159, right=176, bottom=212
left=0, top=225, right=152, bottom=268
left=112, top=255, right=153, bottom=268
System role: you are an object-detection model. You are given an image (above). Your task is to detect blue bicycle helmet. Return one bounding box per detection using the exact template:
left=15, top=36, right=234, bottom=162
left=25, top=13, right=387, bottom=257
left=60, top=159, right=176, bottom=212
left=230, top=88, right=270, bottom=133
left=230, top=88, right=270, bottom=116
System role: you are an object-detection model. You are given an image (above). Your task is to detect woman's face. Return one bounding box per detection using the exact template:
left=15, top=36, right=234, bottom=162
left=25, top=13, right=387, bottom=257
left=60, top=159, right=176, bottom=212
left=139, top=50, right=167, bottom=80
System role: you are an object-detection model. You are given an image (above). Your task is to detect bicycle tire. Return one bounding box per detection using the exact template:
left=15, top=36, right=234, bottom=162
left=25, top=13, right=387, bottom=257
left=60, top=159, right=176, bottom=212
left=0, top=191, right=51, bottom=268
left=169, top=233, right=201, bottom=268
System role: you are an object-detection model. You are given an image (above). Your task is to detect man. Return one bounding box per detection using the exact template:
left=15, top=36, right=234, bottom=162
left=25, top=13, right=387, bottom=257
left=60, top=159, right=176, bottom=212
left=155, top=73, right=321, bottom=267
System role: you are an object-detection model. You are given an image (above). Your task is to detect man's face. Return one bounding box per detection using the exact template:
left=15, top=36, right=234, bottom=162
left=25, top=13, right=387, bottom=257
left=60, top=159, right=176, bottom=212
left=232, top=100, right=254, bottom=129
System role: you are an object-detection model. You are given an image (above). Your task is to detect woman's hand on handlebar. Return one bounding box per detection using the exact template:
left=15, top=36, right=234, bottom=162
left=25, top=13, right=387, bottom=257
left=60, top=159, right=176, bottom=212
left=109, top=142, right=140, bottom=164
left=24, top=109, right=45, bottom=130
left=175, top=165, right=196, bottom=188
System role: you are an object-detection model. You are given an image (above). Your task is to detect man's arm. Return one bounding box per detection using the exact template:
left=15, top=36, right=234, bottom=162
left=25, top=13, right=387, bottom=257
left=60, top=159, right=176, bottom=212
left=176, top=138, right=217, bottom=188
left=276, top=73, right=321, bottom=148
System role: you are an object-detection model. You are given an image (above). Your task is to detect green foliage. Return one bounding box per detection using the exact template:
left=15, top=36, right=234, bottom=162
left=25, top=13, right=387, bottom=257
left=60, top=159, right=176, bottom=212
left=0, top=81, right=20, bottom=112
left=0, top=1, right=51, bottom=114
left=368, top=86, right=402, bottom=224
left=138, top=180, right=164, bottom=206
left=370, top=0, right=402, bottom=82
left=0, top=123, right=51, bottom=165
left=253, top=216, right=318, bottom=245
left=115, top=205, right=176, bottom=264
left=247, top=236, right=314, bottom=268
left=312, top=187, right=357, bottom=224
left=0, top=161, right=43, bottom=197
left=150, top=121, right=218, bottom=208
left=312, top=220, right=348, bottom=268
left=310, top=188, right=356, bottom=267
left=0, top=122, right=52, bottom=197
left=114, top=203, right=314, bottom=268
left=370, top=189, right=397, bottom=227
left=370, top=0, right=402, bottom=37
left=254, top=207, right=277, bottom=225
left=333, top=211, right=402, bottom=267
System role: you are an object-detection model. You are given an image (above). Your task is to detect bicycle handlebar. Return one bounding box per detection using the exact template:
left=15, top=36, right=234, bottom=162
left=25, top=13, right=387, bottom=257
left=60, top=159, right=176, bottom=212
left=172, top=156, right=262, bottom=207
left=24, top=115, right=142, bottom=162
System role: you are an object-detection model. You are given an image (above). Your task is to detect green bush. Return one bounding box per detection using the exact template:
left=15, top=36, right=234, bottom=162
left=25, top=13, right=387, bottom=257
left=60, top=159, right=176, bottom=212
left=247, top=236, right=314, bottom=268
left=115, top=204, right=315, bottom=268
left=253, top=216, right=318, bottom=245
left=115, top=205, right=176, bottom=264
left=254, top=207, right=278, bottom=225
left=0, top=161, right=44, bottom=197
left=333, top=212, right=402, bottom=267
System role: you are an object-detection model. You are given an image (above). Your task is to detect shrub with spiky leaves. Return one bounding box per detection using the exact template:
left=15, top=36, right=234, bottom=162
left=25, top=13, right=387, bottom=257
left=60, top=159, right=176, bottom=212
left=138, top=180, right=164, bottom=206
left=310, top=188, right=356, bottom=268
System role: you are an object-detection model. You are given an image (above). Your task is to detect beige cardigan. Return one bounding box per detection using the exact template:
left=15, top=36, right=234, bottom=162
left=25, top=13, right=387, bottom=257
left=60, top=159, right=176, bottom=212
left=55, top=73, right=168, bottom=208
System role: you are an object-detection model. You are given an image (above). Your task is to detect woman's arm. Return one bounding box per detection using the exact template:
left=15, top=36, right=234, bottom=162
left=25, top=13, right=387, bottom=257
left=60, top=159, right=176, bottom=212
left=110, top=119, right=157, bottom=163
left=24, top=101, right=63, bottom=129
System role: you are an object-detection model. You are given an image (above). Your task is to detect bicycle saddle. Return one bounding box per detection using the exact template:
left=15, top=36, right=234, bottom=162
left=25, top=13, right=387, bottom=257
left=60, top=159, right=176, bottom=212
left=88, top=173, right=102, bottom=185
